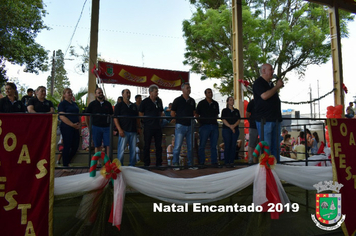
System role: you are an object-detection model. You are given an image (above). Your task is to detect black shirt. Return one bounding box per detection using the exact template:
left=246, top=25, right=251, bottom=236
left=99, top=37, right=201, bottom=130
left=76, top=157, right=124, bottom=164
left=139, top=97, right=163, bottom=129
left=252, top=76, right=282, bottom=122
left=246, top=99, right=257, bottom=129
left=28, top=97, right=54, bottom=113
left=21, top=95, right=33, bottom=107
left=85, top=99, right=113, bottom=127
left=171, top=95, right=196, bottom=126
left=114, top=101, right=138, bottom=132
left=196, top=99, right=219, bottom=125
left=0, top=97, right=26, bottom=113
left=221, top=108, right=240, bottom=129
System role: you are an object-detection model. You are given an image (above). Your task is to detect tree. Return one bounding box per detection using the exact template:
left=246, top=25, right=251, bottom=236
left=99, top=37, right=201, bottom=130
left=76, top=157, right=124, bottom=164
left=69, top=45, right=104, bottom=73
left=0, top=0, right=49, bottom=87
left=182, top=0, right=354, bottom=96
left=47, top=50, right=70, bottom=98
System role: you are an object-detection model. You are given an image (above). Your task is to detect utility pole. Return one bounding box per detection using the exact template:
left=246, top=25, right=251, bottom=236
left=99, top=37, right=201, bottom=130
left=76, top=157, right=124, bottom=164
left=309, top=85, right=312, bottom=118
left=317, top=80, right=320, bottom=118
left=51, top=50, right=55, bottom=96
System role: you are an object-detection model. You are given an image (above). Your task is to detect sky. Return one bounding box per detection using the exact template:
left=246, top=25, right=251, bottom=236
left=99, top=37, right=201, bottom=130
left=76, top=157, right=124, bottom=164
left=5, top=0, right=356, bottom=117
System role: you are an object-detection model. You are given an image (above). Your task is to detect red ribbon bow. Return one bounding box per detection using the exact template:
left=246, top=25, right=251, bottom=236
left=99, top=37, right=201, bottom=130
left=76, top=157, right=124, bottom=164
left=260, top=154, right=275, bottom=169
left=342, top=83, right=348, bottom=94
left=238, top=79, right=250, bottom=87
left=105, top=163, right=121, bottom=180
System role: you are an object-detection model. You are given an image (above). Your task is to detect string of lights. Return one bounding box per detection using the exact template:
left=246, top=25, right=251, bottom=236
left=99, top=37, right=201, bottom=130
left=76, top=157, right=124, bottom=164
left=281, top=89, right=336, bottom=105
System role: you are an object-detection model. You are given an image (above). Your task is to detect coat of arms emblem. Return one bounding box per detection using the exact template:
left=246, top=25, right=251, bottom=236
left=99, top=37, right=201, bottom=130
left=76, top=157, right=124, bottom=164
left=311, top=181, right=346, bottom=231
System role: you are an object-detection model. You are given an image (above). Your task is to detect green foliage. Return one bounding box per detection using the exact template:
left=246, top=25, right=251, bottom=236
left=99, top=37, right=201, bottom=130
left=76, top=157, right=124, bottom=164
left=183, top=0, right=354, bottom=96
left=0, top=0, right=49, bottom=87
left=69, top=45, right=104, bottom=73
left=47, top=49, right=70, bottom=99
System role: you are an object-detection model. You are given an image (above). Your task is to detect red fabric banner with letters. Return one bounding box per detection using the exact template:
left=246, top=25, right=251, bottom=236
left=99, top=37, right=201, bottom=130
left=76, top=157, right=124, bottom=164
left=328, top=118, right=356, bottom=236
left=0, top=114, right=57, bottom=236
left=96, top=61, right=189, bottom=91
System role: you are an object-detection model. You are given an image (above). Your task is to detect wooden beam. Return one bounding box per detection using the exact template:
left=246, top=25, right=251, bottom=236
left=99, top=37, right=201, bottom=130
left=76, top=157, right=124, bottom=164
left=232, top=0, right=244, bottom=112
left=87, top=0, right=100, bottom=104
left=308, top=0, right=356, bottom=13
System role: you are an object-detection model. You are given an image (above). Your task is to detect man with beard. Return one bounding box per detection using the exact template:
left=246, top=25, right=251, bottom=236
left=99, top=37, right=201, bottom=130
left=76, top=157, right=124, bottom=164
left=85, top=87, right=114, bottom=154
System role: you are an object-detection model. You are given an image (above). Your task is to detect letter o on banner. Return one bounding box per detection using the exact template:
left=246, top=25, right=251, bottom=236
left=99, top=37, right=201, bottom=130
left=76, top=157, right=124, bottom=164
left=340, top=123, right=347, bottom=137
left=4, top=133, right=17, bottom=152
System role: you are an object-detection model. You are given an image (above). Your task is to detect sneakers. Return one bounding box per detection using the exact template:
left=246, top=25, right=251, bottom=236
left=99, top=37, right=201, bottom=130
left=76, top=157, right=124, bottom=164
left=172, top=164, right=181, bottom=171
left=188, top=166, right=198, bottom=170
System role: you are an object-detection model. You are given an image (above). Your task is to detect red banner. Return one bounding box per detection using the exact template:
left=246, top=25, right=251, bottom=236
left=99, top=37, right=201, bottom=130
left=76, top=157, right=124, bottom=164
left=96, top=61, right=189, bottom=91
left=0, top=114, right=56, bottom=236
left=328, top=118, right=356, bottom=236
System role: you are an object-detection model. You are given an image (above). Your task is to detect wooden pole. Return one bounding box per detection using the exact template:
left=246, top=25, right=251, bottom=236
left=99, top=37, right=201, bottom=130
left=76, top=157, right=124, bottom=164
left=87, top=0, right=100, bottom=104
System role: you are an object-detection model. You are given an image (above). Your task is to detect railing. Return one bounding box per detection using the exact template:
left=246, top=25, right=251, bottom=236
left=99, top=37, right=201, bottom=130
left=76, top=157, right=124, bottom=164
left=56, top=113, right=331, bottom=170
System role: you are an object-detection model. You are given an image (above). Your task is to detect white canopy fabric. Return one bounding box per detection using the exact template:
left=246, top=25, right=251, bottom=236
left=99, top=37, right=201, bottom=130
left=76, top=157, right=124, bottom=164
left=54, top=164, right=332, bottom=203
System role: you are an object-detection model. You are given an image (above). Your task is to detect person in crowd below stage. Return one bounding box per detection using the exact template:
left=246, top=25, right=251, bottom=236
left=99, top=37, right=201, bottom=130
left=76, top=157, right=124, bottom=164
left=246, top=99, right=259, bottom=164
left=253, top=63, right=283, bottom=162
left=345, top=102, right=354, bottom=118
left=27, top=86, right=55, bottom=113
left=221, top=96, right=240, bottom=168
left=196, top=88, right=220, bottom=167
left=139, top=84, right=164, bottom=167
left=135, top=94, right=142, bottom=109
left=166, top=135, right=175, bottom=166
left=280, top=134, right=292, bottom=158
left=306, top=129, right=312, bottom=152
left=114, top=89, right=140, bottom=166
left=293, top=141, right=306, bottom=160
left=309, top=132, right=320, bottom=155
left=85, top=87, right=113, bottom=155
left=280, top=128, right=288, bottom=143
left=171, top=82, right=197, bottom=170
left=58, top=88, right=81, bottom=169
left=21, top=88, right=34, bottom=107
left=297, top=131, right=305, bottom=145
left=0, top=82, right=26, bottom=113
left=81, top=115, right=90, bottom=151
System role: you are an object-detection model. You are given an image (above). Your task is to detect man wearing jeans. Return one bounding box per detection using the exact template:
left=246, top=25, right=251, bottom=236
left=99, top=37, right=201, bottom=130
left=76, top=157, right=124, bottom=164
left=85, top=87, right=114, bottom=154
left=252, top=63, right=284, bottom=162
left=114, top=89, right=140, bottom=166
left=171, top=82, right=197, bottom=170
left=196, top=88, right=220, bottom=167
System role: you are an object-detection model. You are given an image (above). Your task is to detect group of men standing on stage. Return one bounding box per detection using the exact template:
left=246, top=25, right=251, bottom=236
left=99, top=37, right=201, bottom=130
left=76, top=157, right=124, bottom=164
left=85, top=62, right=284, bottom=169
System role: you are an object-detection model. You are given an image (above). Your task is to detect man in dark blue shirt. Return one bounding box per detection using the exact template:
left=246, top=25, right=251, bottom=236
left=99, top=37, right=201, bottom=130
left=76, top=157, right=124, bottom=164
left=252, top=63, right=284, bottom=162
left=139, top=85, right=164, bottom=167
left=196, top=88, right=220, bottom=167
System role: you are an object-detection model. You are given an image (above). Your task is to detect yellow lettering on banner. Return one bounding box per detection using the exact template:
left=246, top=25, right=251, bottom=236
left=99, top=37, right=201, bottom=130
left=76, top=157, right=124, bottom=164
left=0, top=119, right=2, bottom=135
left=0, top=176, right=6, bottom=197
left=4, top=133, right=17, bottom=152
left=36, top=160, right=47, bottom=179
left=353, top=176, right=356, bottom=189
left=4, top=190, right=17, bottom=211
left=346, top=166, right=352, bottom=180
left=25, top=221, right=36, bottom=236
left=18, top=204, right=31, bottom=225
left=339, top=154, right=346, bottom=168
left=18, top=145, right=31, bottom=164
left=350, top=132, right=355, bottom=146
left=340, top=123, right=347, bottom=136
left=331, top=119, right=338, bottom=126
left=334, top=143, right=342, bottom=157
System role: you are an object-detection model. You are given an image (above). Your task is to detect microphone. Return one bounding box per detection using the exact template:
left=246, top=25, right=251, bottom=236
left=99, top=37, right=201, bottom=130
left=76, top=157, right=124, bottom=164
left=273, top=74, right=279, bottom=80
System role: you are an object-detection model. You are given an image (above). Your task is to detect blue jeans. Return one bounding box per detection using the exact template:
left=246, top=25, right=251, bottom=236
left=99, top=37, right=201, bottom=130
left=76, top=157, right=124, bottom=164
left=222, top=128, right=239, bottom=165
left=199, top=124, right=219, bottom=164
left=92, top=125, right=110, bottom=147
left=256, top=121, right=281, bottom=162
left=117, top=131, right=137, bottom=166
left=173, top=124, right=193, bottom=166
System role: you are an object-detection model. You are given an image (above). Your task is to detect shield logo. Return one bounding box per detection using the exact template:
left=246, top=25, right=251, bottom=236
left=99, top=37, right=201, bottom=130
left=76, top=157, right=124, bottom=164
left=105, top=65, right=114, bottom=77
left=315, top=193, right=342, bottom=225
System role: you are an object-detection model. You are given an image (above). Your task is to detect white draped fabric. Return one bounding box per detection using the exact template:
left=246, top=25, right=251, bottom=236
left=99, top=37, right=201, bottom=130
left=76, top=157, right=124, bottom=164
left=280, top=154, right=332, bottom=166
left=54, top=164, right=333, bottom=203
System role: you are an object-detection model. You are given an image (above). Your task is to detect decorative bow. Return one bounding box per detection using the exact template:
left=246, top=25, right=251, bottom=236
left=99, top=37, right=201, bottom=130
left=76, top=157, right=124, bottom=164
left=238, top=79, right=250, bottom=87
left=342, top=83, right=348, bottom=94
left=259, top=154, right=276, bottom=169
left=101, top=159, right=121, bottom=180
